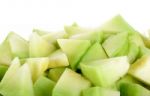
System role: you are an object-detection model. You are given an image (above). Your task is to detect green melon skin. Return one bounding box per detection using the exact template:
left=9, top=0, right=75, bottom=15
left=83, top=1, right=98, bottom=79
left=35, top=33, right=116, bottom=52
left=57, top=39, right=91, bottom=70
left=29, top=32, right=56, bottom=57
left=48, top=50, right=69, bottom=68
left=52, top=68, right=91, bottom=96
left=81, top=56, right=130, bottom=88
left=128, top=56, right=150, bottom=86
left=0, top=58, right=34, bottom=96
left=82, top=87, right=120, bottom=96
left=34, top=76, right=55, bottom=96
left=120, top=83, right=150, bottom=96
left=102, top=32, right=129, bottom=57
left=81, top=42, right=107, bottom=63
left=48, top=67, right=65, bottom=82
left=5, top=32, right=29, bottom=58
left=0, top=65, right=8, bottom=81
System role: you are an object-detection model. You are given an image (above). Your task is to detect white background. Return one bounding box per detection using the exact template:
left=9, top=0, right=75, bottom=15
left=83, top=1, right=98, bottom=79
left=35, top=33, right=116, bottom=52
left=0, top=0, right=150, bottom=42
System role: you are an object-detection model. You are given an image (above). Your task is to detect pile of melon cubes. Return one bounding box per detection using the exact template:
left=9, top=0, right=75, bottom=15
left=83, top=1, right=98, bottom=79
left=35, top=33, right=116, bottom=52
left=0, top=15, right=150, bottom=96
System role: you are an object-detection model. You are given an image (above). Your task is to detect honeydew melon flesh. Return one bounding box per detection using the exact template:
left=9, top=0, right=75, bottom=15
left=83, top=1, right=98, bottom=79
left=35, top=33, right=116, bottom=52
left=82, top=87, right=120, bottom=96
left=81, top=42, right=107, bottom=63
left=32, top=28, right=49, bottom=36
left=100, top=15, right=136, bottom=34
left=0, top=41, right=12, bottom=65
left=102, top=32, right=129, bottom=57
left=128, top=56, right=150, bottom=85
left=0, top=65, right=8, bottom=81
left=81, top=56, right=130, bottom=88
left=57, top=39, right=91, bottom=70
left=127, top=42, right=139, bottom=63
left=120, top=83, right=150, bottom=96
left=34, top=76, right=55, bottom=96
left=0, top=61, right=34, bottom=96
left=29, top=33, right=56, bottom=57
left=5, top=32, right=29, bottom=58
left=48, top=67, right=65, bottom=82
left=69, top=31, right=103, bottom=43
left=139, top=46, right=150, bottom=57
left=26, top=57, right=49, bottom=82
left=52, top=68, right=91, bottom=96
left=48, top=50, right=69, bottom=68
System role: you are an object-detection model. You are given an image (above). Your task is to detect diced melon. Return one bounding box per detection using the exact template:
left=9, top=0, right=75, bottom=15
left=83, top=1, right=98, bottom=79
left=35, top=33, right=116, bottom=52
left=32, top=28, right=48, bottom=36
left=0, top=65, right=8, bottom=81
left=128, top=56, right=150, bottom=85
left=5, top=32, right=29, bottom=58
left=82, top=87, right=120, bottom=96
left=26, top=57, right=49, bottom=82
left=57, top=39, right=91, bottom=70
left=0, top=41, right=12, bottom=65
left=29, top=33, right=56, bottom=57
left=81, top=56, right=130, bottom=87
left=139, top=46, right=150, bottom=57
left=34, top=76, right=55, bottom=96
left=48, top=50, right=69, bottom=68
left=102, top=32, right=129, bottom=57
left=120, top=83, right=150, bottom=96
left=81, top=42, right=107, bottom=63
left=48, top=67, right=65, bottom=82
left=100, top=15, right=136, bottom=34
left=52, top=68, right=91, bottom=96
left=0, top=63, right=34, bottom=96
left=127, top=42, right=139, bottom=63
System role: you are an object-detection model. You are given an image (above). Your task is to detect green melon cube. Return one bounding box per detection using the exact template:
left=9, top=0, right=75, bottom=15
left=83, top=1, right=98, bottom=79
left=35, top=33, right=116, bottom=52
left=81, top=56, right=130, bottom=87
left=34, top=76, right=55, bottom=96
left=82, top=87, right=120, bottom=96
left=52, top=68, right=91, bottom=96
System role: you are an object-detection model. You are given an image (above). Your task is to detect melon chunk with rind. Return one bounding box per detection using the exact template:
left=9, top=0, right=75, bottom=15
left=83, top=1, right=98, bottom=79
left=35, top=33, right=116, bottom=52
left=34, top=76, right=55, bottom=96
left=5, top=32, right=29, bottom=58
left=0, top=63, right=34, bottom=96
left=120, top=83, right=150, bottom=96
left=52, top=68, right=91, bottom=96
left=102, top=32, right=129, bottom=57
left=81, top=56, right=130, bottom=88
left=128, top=56, right=150, bottom=85
left=26, top=57, right=49, bottom=82
left=29, top=33, right=56, bottom=57
left=48, top=50, right=69, bottom=68
left=82, top=87, right=120, bottom=96
left=57, top=39, right=91, bottom=69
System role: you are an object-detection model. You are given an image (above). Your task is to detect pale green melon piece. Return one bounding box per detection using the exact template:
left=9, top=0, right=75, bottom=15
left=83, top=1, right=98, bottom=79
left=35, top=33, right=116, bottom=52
left=32, top=28, right=49, bottom=36
left=82, top=87, right=120, bottom=96
left=0, top=65, right=8, bottom=81
left=57, top=39, right=91, bottom=70
left=34, top=76, right=55, bottom=96
left=5, top=32, right=29, bottom=58
left=48, top=50, right=69, bottom=68
left=0, top=41, right=12, bottom=65
left=127, top=42, right=139, bottom=63
left=128, top=56, right=150, bottom=85
left=120, top=83, right=150, bottom=96
left=29, top=33, right=56, bottom=57
left=81, top=42, right=107, bottom=63
left=100, top=15, right=136, bottom=34
left=52, top=68, right=91, bottom=96
left=42, top=31, right=68, bottom=46
left=69, top=31, right=103, bottom=43
left=102, top=32, right=129, bottom=57
left=139, top=46, right=150, bottom=57
left=81, top=56, right=130, bottom=88
left=48, top=67, right=65, bottom=82
left=0, top=63, right=34, bottom=96
left=26, top=57, right=49, bottom=82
